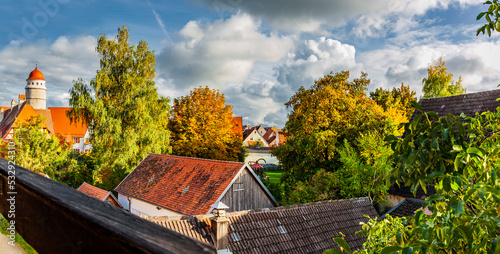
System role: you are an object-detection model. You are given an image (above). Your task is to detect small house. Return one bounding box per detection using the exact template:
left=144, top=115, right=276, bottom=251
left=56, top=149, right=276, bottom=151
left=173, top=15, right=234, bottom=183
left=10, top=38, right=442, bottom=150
left=114, top=154, right=277, bottom=217
left=77, top=182, right=122, bottom=208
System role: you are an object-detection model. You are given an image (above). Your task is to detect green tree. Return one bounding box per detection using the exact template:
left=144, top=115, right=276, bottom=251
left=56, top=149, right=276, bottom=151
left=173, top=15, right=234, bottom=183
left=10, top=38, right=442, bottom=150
left=273, top=71, right=396, bottom=204
left=422, top=58, right=466, bottom=99
left=477, top=0, right=500, bottom=37
left=284, top=132, right=393, bottom=205
left=0, top=115, right=71, bottom=178
left=68, top=25, right=171, bottom=189
left=329, top=104, right=500, bottom=254
left=169, top=86, right=246, bottom=162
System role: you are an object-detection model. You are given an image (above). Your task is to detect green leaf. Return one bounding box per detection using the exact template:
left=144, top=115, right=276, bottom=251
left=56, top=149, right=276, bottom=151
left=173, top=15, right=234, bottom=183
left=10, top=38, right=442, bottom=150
left=324, top=249, right=344, bottom=254
left=402, top=247, right=414, bottom=254
left=477, top=11, right=487, bottom=20
left=427, top=111, right=439, bottom=120
left=443, top=177, right=451, bottom=192
left=426, top=194, right=443, bottom=203
left=381, top=246, right=402, bottom=254
left=410, top=101, right=422, bottom=111
left=451, top=200, right=464, bottom=216
left=333, top=237, right=351, bottom=254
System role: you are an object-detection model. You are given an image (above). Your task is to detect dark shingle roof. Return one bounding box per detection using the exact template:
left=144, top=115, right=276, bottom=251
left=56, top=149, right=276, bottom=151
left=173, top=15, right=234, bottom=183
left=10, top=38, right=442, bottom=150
left=416, top=89, right=500, bottom=118
left=144, top=197, right=378, bottom=253
left=382, top=198, right=424, bottom=218
left=114, top=154, right=247, bottom=215
left=144, top=216, right=214, bottom=245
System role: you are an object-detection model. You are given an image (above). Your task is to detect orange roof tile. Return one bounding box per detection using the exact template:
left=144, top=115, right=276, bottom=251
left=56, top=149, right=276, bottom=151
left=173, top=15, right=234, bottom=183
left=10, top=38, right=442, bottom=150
left=19, top=94, right=26, bottom=99
left=78, top=182, right=110, bottom=201
left=48, top=107, right=88, bottom=137
left=0, top=103, right=51, bottom=139
left=115, top=154, right=247, bottom=215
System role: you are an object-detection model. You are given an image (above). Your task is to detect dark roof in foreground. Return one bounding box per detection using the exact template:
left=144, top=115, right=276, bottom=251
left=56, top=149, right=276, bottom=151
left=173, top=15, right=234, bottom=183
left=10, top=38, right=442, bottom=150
left=382, top=198, right=424, bottom=218
left=416, top=89, right=500, bottom=118
left=144, top=197, right=378, bottom=253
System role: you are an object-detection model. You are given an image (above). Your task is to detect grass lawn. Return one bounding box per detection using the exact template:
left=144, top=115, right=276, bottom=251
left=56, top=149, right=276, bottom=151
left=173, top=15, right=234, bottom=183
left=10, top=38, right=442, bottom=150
left=263, top=170, right=284, bottom=185
left=0, top=214, right=37, bottom=254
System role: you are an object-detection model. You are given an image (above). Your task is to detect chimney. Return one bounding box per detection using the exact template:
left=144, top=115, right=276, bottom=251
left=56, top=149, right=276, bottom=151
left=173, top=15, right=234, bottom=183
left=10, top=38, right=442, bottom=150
left=11, top=100, right=15, bottom=109
left=210, top=201, right=230, bottom=250
left=0, top=108, right=4, bottom=122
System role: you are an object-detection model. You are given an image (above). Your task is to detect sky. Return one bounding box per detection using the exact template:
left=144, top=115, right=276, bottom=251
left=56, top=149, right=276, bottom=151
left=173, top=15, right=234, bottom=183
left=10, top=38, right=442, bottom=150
left=1, top=0, right=499, bottom=128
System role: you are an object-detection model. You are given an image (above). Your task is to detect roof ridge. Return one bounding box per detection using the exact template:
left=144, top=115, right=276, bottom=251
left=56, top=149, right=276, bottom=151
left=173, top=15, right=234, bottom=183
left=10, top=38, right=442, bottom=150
left=420, top=89, right=500, bottom=100
left=148, top=153, right=245, bottom=165
left=225, top=197, right=371, bottom=216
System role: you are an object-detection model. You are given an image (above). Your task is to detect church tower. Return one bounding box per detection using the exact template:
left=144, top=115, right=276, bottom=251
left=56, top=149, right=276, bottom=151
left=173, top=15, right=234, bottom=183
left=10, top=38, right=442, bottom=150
left=25, top=67, right=47, bottom=109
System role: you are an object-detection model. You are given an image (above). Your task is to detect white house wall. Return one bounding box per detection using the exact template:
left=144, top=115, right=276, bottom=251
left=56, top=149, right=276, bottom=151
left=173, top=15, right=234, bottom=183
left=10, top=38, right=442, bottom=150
left=117, top=193, right=183, bottom=217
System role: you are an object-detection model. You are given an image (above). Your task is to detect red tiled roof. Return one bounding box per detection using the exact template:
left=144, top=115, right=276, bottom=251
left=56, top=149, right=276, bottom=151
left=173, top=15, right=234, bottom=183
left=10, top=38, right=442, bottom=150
left=0, top=103, right=51, bottom=139
left=78, top=182, right=110, bottom=201
left=263, top=128, right=275, bottom=141
left=145, top=197, right=378, bottom=253
left=115, top=154, right=246, bottom=215
left=48, top=107, right=88, bottom=137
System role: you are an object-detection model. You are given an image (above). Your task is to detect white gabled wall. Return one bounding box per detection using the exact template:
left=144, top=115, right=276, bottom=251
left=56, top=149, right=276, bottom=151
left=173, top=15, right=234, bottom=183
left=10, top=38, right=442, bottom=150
left=72, top=129, right=92, bottom=153
left=117, top=193, right=183, bottom=217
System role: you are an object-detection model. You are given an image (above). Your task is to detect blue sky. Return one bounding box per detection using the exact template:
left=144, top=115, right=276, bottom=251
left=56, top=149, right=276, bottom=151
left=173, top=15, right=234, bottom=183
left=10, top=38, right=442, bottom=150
left=1, top=0, right=499, bottom=127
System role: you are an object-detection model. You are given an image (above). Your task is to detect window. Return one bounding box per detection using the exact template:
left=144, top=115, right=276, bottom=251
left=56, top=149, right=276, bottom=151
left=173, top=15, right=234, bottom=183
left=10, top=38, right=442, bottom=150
left=85, top=138, right=88, bottom=143
left=73, top=137, right=80, bottom=143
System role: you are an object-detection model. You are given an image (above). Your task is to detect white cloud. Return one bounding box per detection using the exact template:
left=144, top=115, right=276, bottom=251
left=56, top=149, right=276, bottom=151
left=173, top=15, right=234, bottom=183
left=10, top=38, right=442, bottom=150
left=0, top=35, right=98, bottom=107
left=359, top=40, right=500, bottom=97
left=275, top=37, right=358, bottom=96
left=222, top=37, right=360, bottom=127
left=156, top=13, right=292, bottom=90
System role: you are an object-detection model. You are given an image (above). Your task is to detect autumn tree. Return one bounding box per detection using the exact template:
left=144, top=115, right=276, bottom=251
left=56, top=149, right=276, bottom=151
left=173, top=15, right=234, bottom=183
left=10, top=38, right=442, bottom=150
left=422, top=58, right=466, bottom=98
left=273, top=71, right=397, bottom=204
left=370, top=83, right=417, bottom=120
left=0, top=115, right=71, bottom=178
left=68, top=26, right=171, bottom=190
left=169, top=86, right=246, bottom=162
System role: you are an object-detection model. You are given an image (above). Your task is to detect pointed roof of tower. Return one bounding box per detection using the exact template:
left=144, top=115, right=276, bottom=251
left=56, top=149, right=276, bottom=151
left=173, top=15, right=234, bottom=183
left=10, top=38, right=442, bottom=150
left=27, top=67, right=45, bottom=81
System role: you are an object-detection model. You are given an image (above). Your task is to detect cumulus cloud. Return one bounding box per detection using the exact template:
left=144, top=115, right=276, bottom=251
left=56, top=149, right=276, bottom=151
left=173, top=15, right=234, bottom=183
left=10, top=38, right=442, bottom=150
left=0, top=35, right=98, bottom=107
left=156, top=13, right=292, bottom=90
left=222, top=37, right=360, bottom=127
left=358, top=40, right=500, bottom=97
left=275, top=37, right=358, bottom=98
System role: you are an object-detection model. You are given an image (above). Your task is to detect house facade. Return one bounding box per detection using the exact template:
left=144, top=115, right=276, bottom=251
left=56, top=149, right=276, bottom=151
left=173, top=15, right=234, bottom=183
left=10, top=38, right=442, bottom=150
left=114, top=154, right=277, bottom=217
left=49, top=107, right=92, bottom=153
